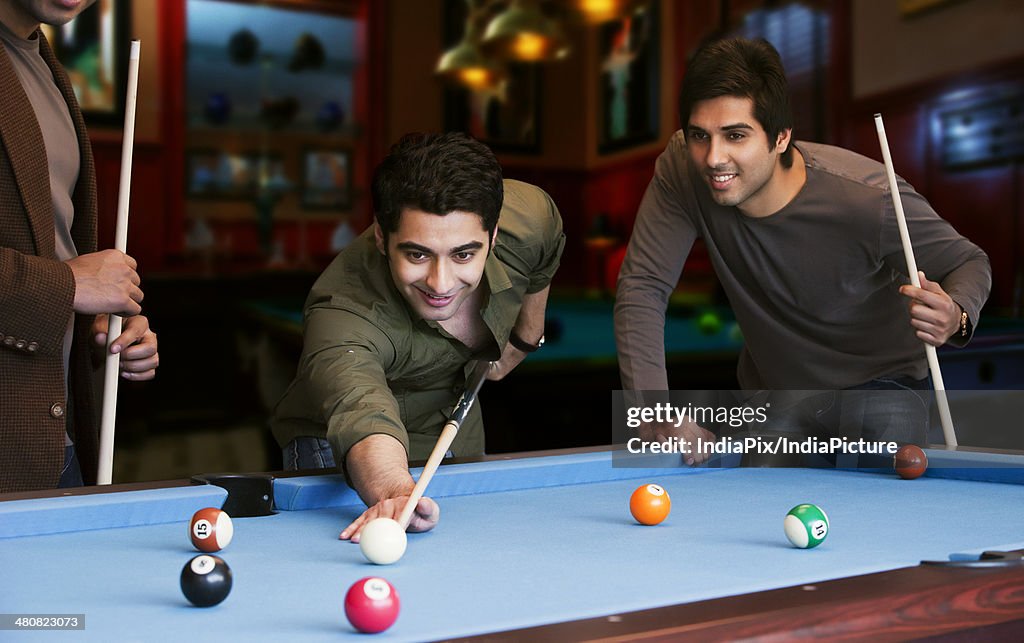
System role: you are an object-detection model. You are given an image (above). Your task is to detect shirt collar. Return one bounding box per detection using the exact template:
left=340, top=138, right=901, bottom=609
left=483, top=236, right=513, bottom=294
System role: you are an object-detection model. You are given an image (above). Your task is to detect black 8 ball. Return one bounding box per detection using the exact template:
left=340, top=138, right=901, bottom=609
left=180, top=554, right=232, bottom=607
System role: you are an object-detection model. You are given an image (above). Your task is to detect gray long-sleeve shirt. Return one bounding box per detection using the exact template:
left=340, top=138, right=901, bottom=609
left=615, top=133, right=991, bottom=391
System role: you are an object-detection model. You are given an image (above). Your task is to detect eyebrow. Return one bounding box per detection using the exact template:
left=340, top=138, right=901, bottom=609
left=395, top=241, right=485, bottom=255
left=688, top=122, right=755, bottom=133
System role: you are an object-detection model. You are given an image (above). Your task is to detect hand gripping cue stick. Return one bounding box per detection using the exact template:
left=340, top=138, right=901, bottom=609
left=397, top=359, right=492, bottom=528
left=874, top=113, right=957, bottom=447
left=97, top=40, right=141, bottom=485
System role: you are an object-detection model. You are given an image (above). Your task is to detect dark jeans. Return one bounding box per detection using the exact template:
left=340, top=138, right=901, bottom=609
left=736, top=376, right=932, bottom=467
left=59, top=443, right=84, bottom=488
left=743, top=376, right=930, bottom=442
left=282, top=436, right=457, bottom=471
left=282, top=437, right=336, bottom=470
left=839, top=375, right=932, bottom=444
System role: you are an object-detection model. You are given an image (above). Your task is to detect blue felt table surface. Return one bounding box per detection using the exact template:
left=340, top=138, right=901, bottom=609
left=2, top=451, right=1024, bottom=641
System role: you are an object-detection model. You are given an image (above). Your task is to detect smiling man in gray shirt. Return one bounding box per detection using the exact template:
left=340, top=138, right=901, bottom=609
left=614, top=38, right=990, bottom=457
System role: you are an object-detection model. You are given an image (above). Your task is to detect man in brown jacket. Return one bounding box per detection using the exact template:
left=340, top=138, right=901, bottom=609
left=1, top=0, right=159, bottom=492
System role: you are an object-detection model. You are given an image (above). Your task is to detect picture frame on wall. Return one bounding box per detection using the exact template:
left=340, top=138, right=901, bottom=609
left=302, top=149, right=352, bottom=210
left=598, top=1, right=660, bottom=154
left=41, top=0, right=130, bottom=126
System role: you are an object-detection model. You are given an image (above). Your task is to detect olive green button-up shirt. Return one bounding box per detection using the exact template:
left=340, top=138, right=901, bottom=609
left=270, top=179, right=565, bottom=463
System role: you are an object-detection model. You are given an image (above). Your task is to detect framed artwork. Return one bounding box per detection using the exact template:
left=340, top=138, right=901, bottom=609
left=186, top=150, right=260, bottom=199
left=41, top=0, right=130, bottom=126
left=302, top=149, right=352, bottom=209
left=441, top=0, right=541, bottom=153
left=598, top=1, right=660, bottom=154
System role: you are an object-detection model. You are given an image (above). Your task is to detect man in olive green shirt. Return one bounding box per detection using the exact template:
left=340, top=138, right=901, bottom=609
left=271, top=132, right=564, bottom=540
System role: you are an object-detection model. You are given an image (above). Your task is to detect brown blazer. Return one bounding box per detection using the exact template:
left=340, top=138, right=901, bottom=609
left=0, top=32, right=99, bottom=492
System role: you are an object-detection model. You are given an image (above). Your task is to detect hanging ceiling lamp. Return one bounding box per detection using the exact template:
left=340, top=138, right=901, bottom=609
left=436, top=36, right=505, bottom=90
left=436, top=1, right=505, bottom=90
left=573, top=0, right=637, bottom=24
left=480, top=0, right=569, bottom=63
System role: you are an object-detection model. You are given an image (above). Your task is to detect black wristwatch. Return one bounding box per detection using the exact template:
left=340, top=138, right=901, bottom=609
left=509, top=330, right=544, bottom=353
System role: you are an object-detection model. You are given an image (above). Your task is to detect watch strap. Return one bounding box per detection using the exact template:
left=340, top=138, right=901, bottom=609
left=509, top=330, right=544, bottom=353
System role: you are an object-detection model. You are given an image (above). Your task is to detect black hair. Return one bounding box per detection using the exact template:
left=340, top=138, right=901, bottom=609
left=678, top=37, right=794, bottom=168
left=372, top=132, right=503, bottom=239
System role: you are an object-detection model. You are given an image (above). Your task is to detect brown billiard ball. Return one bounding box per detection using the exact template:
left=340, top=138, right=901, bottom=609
left=190, top=507, right=234, bottom=552
left=894, top=444, right=928, bottom=480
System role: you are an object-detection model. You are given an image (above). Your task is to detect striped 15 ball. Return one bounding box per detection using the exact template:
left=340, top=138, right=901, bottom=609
left=190, top=507, right=234, bottom=553
left=784, top=504, right=829, bottom=549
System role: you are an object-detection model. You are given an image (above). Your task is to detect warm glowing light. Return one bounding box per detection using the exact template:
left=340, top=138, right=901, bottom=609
left=459, top=67, right=495, bottom=90
left=513, top=33, right=546, bottom=60
left=578, top=0, right=623, bottom=22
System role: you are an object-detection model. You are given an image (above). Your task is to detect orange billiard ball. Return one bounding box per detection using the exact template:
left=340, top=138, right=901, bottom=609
left=629, top=483, right=671, bottom=525
left=894, top=444, right=928, bottom=480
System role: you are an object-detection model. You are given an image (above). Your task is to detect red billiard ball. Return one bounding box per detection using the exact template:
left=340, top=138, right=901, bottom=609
left=344, top=577, right=400, bottom=634
left=629, top=483, right=671, bottom=525
left=190, top=507, right=234, bottom=552
left=895, top=444, right=928, bottom=480
left=180, top=554, right=232, bottom=607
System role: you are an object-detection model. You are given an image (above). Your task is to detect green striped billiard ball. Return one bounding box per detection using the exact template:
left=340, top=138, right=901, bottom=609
left=784, top=504, right=829, bottom=549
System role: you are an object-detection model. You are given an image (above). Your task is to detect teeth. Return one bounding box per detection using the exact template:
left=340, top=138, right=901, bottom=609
left=711, top=174, right=736, bottom=183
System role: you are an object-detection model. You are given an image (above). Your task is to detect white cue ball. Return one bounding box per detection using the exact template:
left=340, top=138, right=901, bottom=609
left=359, top=518, right=408, bottom=565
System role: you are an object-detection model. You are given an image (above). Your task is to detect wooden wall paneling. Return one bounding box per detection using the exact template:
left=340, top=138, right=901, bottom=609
left=158, top=0, right=187, bottom=266
left=925, top=164, right=1015, bottom=311
left=1017, top=163, right=1024, bottom=316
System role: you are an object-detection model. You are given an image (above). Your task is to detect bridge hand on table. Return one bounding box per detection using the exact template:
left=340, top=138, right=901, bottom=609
left=340, top=496, right=440, bottom=543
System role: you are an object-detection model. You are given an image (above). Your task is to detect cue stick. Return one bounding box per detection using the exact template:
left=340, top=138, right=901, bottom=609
left=396, top=359, right=492, bottom=529
left=97, top=40, right=142, bottom=485
left=874, top=114, right=957, bottom=447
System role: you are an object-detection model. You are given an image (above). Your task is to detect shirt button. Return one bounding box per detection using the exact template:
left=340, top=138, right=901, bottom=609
left=15, top=339, right=26, bottom=350
left=3, top=336, right=13, bottom=346
left=27, top=342, right=38, bottom=352
left=50, top=403, right=65, bottom=419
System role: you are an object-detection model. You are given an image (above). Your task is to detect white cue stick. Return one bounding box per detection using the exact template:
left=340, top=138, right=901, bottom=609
left=397, top=360, right=492, bottom=529
left=874, top=113, right=957, bottom=447
left=97, top=40, right=142, bottom=485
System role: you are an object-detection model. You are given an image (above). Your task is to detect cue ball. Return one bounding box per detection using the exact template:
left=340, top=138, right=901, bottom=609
left=190, top=507, right=234, bottom=552
left=895, top=444, right=928, bottom=480
left=345, top=577, right=400, bottom=633
left=630, top=483, right=671, bottom=525
left=784, top=504, right=829, bottom=549
left=180, top=554, right=232, bottom=607
left=359, top=518, right=408, bottom=565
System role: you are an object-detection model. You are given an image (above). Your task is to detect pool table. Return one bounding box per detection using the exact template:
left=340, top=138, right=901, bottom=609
left=238, top=296, right=744, bottom=453
left=3, top=447, right=1024, bottom=640
left=238, top=296, right=744, bottom=374
left=238, top=297, right=1024, bottom=453
left=238, top=296, right=1024, bottom=387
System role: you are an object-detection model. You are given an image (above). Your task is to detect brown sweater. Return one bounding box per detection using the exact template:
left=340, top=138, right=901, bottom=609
left=0, top=31, right=99, bottom=492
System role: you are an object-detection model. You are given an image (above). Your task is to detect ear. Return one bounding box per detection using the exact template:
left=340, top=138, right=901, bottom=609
left=490, top=226, right=498, bottom=249
left=373, top=220, right=386, bottom=255
left=775, top=128, right=793, bottom=155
